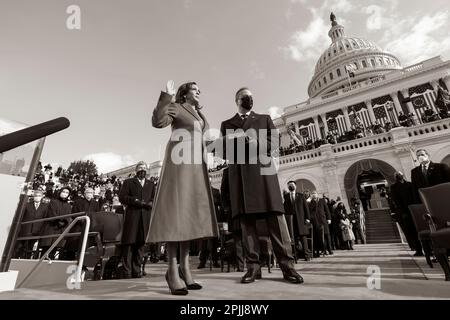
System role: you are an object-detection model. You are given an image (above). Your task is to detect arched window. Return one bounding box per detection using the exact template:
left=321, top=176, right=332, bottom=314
left=371, top=59, right=376, bottom=67
left=362, top=60, right=368, bottom=68
left=330, top=72, right=334, bottom=80
left=337, top=68, right=341, bottom=77
left=318, top=81, right=321, bottom=88
left=323, top=77, right=327, bottom=84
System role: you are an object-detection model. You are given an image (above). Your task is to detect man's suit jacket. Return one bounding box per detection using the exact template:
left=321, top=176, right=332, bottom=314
left=220, top=111, right=284, bottom=217
left=119, top=177, right=156, bottom=245
left=308, top=198, right=331, bottom=227
left=411, top=162, right=450, bottom=203
left=19, top=202, right=49, bottom=237
left=283, top=192, right=311, bottom=236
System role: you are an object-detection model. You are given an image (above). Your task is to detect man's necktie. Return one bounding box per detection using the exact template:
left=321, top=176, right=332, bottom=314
left=241, top=114, right=248, bottom=121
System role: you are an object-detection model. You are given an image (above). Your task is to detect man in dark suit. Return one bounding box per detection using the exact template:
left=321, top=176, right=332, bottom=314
left=219, top=87, right=303, bottom=284
left=411, top=149, right=450, bottom=203
left=118, top=162, right=156, bottom=278
left=390, top=171, right=423, bottom=256
left=283, top=181, right=312, bottom=261
left=308, top=191, right=332, bottom=257
left=16, top=190, right=48, bottom=259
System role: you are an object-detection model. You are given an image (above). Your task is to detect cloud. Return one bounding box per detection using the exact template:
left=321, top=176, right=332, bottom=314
left=268, top=106, right=283, bottom=119
left=82, top=152, right=136, bottom=174
left=379, top=11, right=450, bottom=65
left=364, top=5, right=388, bottom=31
left=283, top=0, right=356, bottom=62
left=284, top=9, right=330, bottom=62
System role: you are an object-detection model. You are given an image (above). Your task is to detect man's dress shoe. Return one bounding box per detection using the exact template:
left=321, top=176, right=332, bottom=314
left=240, top=267, right=262, bottom=283
left=282, top=268, right=304, bottom=284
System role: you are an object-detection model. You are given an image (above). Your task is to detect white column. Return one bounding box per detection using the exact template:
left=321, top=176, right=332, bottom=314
left=443, top=76, right=450, bottom=91
left=321, top=114, right=329, bottom=133
left=294, top=122, right=300, bottom=134
left=342, top=108, right=352, bottom=130
left=365, top=100, right=377, bottom=124
left=313, top=116, right=322, bottom=139
left=390, top=92, right=403, bottom=114
left=430, top=81, right=439, bottom=91
left=401, top=89, right=420, bottom=124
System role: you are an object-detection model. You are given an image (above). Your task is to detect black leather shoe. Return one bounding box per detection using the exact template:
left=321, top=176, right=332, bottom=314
left=213, top=262, right=221, bottom=268
left=179, top=267, right=202, bottom=290
left=413, top=251, right=424, bottom=257
left=282, top=268, right=304, bottom=284
left=197, top=262, right=206, bottom=269
left=240, top=267, right=261, bottom=284
left=165, top=271, right=188, bottom=296
left=132, top=273, right=142, bottom=279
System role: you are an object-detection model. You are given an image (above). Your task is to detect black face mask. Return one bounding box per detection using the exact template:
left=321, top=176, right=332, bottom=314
left=288, top=186, right=295, bottom=192
left=136, top=170, right=146, bottom=180
left=240, top=95, right=253, bottom=111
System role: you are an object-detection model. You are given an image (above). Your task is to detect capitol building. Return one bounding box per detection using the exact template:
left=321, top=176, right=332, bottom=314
left=110, top=13, right=450, bottom=243
left=209, top=13, right=450, bottom=242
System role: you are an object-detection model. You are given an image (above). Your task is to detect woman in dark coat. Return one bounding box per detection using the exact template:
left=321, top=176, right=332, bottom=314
left=147, top=80, right=218, bottom=295
left=40, top=187, right=72, bottom=258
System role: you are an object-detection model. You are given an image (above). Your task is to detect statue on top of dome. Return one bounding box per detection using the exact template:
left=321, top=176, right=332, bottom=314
left=330, top=12, right=337, bottom=26
left=330, top=12, right=336, bottom=22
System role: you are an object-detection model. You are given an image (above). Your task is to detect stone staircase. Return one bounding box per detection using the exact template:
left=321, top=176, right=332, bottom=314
left=364, top=208, right=402, bottom=244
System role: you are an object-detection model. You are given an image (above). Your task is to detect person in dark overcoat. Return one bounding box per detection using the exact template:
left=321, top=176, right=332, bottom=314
left=39, top=187, right=72, bottom=259
left=308, top=191, right=332, bottom=257
left=411, top=148, right=450, bottom=203
left=119, top=162, right=156, bottom=279
left=64, top=187, right=100, bottom=260
left=219, top=87, right=303, bottom=284
left=16, top=189, right=48, bottom=258
left=283, top=181, right=311, bottom=261
left=390, top=171, right=423, bottom=256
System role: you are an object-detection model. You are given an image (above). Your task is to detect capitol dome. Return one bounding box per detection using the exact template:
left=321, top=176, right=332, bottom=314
left=308, top=13, right=402, bottom=98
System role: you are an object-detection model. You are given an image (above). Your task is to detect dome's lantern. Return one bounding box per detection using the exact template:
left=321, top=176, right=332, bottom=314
left=328, top=12, right=345, bottom=42
left=307, top=13, right=402, bottom=99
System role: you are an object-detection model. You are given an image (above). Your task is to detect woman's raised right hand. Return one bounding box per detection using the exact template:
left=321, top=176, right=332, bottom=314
left=166, top=80, right=176, bottom=95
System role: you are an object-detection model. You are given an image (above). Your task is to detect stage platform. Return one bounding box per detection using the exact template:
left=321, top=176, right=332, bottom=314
left=0, top=243, right=449, bottom=300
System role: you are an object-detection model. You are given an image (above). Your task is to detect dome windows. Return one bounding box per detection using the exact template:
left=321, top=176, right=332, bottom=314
left=362, top=60, right=368, bottom=68
left=337, top=68, right=341, bottom=77
left=371, top=59, right=376, bottom=67
left=330, top=72, right=334, bottom=80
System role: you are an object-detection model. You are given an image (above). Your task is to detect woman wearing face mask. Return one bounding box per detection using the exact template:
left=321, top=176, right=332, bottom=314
left=39, top=187, right=72, bottom=259
left=147, top=80, right=219, bottom=295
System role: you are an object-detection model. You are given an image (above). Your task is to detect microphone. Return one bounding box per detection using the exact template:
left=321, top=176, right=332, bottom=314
left=0, top=117, right=70, bottom=153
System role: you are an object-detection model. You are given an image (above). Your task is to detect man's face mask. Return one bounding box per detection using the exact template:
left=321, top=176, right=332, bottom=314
left=240, top=95, right=253, bottom=111
left=136, top=170, right=146, bottom=179
left=418, top=154, right=429, bottom=164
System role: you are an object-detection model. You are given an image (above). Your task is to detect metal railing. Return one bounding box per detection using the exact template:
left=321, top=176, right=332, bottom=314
left=16, top=212, right=91, bottom=288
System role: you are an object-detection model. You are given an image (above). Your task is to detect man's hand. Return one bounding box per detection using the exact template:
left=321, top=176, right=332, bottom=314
left=327, top=220, right=331, bottom=224
left=305, top=219, right=310, bottom=224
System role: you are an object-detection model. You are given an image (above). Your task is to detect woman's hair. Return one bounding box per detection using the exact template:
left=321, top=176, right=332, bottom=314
left=175, top=82, right=197, bottom=104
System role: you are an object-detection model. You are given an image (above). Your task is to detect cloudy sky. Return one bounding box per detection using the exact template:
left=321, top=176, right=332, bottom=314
left=1, top=0, right=449, bottom=173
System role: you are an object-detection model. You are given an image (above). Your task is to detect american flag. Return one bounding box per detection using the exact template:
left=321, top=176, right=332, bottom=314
left=373, top=106, right=389, bottom=126
left=411, top=89, right=438, bottom=120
